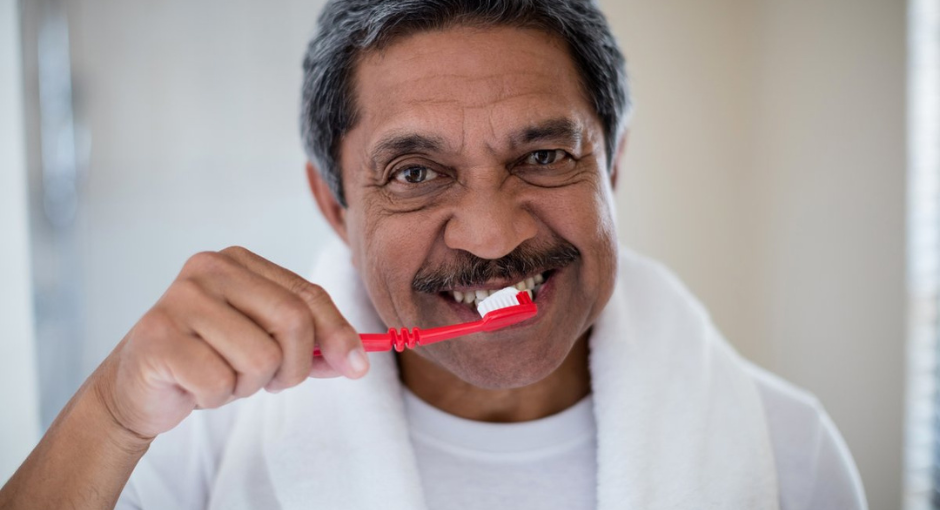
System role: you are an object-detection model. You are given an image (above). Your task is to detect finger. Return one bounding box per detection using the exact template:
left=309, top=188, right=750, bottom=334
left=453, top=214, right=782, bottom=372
left=153, top=330, right=237, bottom=409
left=220, top=247, right=369, bottom=380
left=309, top=357, right=342, bottom=379
left=294, top=285, right=369, bottom=381
left=171, top=280, right=284, bottom=398
left=179, top=251, right=315, bottom=390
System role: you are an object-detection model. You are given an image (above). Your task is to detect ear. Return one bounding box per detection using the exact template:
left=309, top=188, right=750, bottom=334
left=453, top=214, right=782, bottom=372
left=610, top=130, right=629, bottom=190
left=306, top=161, right=349, bottom=245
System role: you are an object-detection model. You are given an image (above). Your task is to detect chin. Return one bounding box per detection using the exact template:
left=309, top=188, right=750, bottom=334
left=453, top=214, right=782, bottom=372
left=418, top=331, right=576, bottom=390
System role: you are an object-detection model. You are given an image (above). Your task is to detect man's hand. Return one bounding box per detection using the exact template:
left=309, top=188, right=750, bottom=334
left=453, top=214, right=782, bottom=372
left=0, top=247, right=368, bottom=510
left=97, top=246, right=369, bottom=439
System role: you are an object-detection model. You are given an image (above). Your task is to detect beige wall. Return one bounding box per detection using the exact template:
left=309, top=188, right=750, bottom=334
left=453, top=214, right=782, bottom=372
left=603, top=0, right=906, bottom=508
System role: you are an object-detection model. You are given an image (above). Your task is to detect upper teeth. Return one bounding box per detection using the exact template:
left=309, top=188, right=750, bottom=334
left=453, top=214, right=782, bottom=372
left=451, top=273, right=545, bottom=305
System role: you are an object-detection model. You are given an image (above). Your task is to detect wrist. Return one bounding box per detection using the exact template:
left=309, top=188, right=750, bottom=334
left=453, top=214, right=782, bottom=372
left=87, top=357, right=155, bottom=452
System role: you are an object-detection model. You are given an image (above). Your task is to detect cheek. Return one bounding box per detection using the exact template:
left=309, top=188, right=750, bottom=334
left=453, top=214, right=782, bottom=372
left=587, top=178, right=620, bottom=281
left=542, top=179, right=616, bottom=252
left=581, top=175, right=618, bottom=256
left=533, top=179, right=618, bottom=294
left=347, top=202, right=445, bottom=325
left=585, top=179, right=620, bottom=315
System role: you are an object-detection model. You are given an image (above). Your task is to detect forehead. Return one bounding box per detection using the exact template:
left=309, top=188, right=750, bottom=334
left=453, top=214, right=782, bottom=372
left=348, top=25, right=597, bottom=156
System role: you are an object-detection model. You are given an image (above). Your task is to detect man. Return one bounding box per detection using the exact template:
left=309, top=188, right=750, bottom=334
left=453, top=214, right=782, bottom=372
left=0, top=1, right=867, bottom=509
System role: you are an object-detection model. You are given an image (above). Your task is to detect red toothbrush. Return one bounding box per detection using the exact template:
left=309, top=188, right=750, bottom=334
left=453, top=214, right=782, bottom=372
left=313, top=287, right=538, bottom=356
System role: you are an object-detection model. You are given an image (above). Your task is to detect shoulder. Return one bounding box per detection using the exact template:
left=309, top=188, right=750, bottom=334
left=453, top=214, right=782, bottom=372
left=743, top=362, right=869, bottom=510
left=615, top=248, right=868, bottom=509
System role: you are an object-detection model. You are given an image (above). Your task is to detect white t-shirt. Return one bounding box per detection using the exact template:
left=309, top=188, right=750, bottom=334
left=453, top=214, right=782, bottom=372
left=400, top=363, right=867, bottom=510
left=403, top=387, right=598, bottom=510
left=116, top=362, right=867, bottom=510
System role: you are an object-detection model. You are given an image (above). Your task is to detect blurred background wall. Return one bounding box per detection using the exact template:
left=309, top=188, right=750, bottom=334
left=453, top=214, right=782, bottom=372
left=0, top=0, right=40, bottom=483
left=8, top=0, right=909, bottom=507
left=605, top=1, right=906, bottom=508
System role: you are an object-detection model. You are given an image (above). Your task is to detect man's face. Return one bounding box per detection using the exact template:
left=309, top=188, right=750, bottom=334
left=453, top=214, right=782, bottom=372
left=333, top=26, right=619, bottom=389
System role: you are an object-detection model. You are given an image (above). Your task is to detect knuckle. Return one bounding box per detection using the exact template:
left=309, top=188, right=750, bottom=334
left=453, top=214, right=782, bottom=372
left=292, top=282, right=328, bottom=308
left=232, top=381, right=258, bottom=399
left=182, top=251, right=230, bottom=277
left=286, top=369, right=309, bottom=387
left=271, top=297, right=313, bottom=337
left=219, top=245, right=250, bottom=258
left=197, top=348, right=235, bottom=393
left=247, top=343, right=282, bottom=376
left=205, top=368, right=236, bottom=401
left=277, top=361, right=308, bottom=387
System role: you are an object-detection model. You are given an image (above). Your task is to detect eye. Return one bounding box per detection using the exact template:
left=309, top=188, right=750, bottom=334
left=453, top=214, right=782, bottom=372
left=525, top=149, right=569, bottom=166
left=393, top=166, right=439, bottom=184
left=512, top=148, right=582, bottom=188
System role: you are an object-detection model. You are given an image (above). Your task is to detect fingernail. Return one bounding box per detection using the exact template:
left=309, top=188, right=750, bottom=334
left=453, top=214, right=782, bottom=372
left=347, top=348, right=369, bottom=375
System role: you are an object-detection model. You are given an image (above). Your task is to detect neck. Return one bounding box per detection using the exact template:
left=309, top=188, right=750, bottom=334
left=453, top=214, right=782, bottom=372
left=396, top=332, right=591, bottom=423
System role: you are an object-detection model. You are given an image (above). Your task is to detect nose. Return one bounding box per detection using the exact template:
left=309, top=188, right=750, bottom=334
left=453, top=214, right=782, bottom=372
left=443, top=185, right=538, bottom=260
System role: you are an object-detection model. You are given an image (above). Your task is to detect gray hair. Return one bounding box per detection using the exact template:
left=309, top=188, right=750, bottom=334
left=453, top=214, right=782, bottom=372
left=300, top=0, right=631, bottom=207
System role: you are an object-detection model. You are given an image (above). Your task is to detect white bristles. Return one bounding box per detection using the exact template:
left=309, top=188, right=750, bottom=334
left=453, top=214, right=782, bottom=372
left=476, top=287, right=522, bottom=317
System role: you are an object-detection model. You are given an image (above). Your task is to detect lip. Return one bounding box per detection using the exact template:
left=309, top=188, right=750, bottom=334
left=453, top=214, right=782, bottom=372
left=433, top=267, right=562, bottom=331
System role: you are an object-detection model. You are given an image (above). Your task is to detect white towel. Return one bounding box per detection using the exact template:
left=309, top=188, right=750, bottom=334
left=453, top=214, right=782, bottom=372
left=207, top=240, right=779, bottom=509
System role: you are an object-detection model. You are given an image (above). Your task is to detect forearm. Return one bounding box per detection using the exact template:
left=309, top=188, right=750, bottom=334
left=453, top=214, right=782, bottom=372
left=0, top=367, right=152, bottom=510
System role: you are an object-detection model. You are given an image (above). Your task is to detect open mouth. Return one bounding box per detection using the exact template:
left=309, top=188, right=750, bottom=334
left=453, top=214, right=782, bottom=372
left=443, top=271, right=549, bottom=308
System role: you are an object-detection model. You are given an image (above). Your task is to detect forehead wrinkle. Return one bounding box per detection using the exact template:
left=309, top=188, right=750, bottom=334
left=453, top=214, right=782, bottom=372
left=384, top=70, right=563, bottom=109
left=397, top=88, right=559, bottom=111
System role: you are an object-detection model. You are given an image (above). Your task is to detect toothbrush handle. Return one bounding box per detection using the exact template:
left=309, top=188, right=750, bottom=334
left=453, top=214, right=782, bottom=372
left=312, top=332, right=396, bottom=357
left=313, top=328, right=421, bottom=356
left=312, top=323, right=482, bottom=357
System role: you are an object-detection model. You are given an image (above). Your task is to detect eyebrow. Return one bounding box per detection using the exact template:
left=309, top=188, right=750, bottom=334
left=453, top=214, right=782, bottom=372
left=369, top=133, right=445, bottom=170
left=510, top=118, right=583, bottom=148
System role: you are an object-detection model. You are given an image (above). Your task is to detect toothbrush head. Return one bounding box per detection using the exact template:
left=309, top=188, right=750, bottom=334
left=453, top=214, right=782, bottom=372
left=476, top=287, right=538, bottom=331
left=477, top=287, right=527, bottom=317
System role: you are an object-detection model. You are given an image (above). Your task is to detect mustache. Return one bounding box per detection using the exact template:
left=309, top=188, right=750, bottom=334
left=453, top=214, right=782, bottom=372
left=412, top=237, right=581, bottom=293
